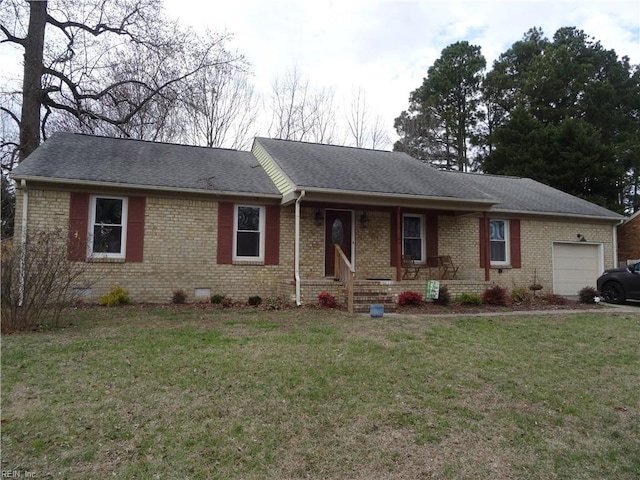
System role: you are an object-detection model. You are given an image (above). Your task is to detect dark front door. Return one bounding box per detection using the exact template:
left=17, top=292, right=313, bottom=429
left=324, top=210, right=352, bottom=277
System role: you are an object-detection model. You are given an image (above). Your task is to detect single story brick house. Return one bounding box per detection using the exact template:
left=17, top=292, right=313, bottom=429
left=11, top=133, right=623, bottom=311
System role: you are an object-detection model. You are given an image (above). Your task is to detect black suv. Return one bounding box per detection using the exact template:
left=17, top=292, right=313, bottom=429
left=597, top=261, right=640, bottom=304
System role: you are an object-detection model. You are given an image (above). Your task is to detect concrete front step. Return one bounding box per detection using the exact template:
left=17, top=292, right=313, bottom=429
left=353, top=303, right=396, bottom=314
left=342, top=289, right=397, bottom=313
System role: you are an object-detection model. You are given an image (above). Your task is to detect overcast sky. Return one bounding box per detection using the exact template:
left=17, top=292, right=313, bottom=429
left=164, top=0, right=640, bottom=147
left=1, top=1, right=637, bottom=149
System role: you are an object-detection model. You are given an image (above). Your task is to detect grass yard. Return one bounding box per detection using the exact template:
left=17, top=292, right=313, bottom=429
left=1, top=306, right=639, bottom=479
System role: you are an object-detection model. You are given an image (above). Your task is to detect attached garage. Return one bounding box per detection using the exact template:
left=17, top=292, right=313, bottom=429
left=552, top=242, right=603, bottom=296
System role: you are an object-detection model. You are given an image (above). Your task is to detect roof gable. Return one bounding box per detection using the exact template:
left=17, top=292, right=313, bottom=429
left=254, top=137, right=493, bottom=202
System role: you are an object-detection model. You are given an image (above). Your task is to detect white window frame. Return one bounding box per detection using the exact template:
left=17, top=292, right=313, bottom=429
left=88, top=195, right=128, bottom=259
left=402, top=213, right=426, bottom=263
left=489, top=219, right=510, bottom=266
left=233, top=204, right=265, bottom=261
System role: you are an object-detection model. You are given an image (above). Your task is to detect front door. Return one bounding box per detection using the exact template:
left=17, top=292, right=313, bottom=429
left=324, top=210, right=352, bottom=277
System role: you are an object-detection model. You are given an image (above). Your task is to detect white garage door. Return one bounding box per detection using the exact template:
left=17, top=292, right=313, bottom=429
left=553, top=243, right=601, bottom=296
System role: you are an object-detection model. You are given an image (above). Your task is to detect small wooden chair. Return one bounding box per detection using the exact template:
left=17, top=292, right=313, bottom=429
left=402, top=254, right=422, bottom=280
left=438, top=255, right=460, bottom=279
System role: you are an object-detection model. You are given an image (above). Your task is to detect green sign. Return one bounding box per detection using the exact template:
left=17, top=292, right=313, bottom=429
left=426, top=280, right=440, bottom=299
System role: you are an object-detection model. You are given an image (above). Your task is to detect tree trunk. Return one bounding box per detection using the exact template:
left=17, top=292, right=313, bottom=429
left=19, top=1, right=47, bottom=161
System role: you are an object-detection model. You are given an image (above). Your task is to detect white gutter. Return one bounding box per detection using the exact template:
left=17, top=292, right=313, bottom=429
left=19, top=179, right=28, bottom=307
left=294, top=190, right=305, bottom=306
left=487, top=208, right=623, bottom=223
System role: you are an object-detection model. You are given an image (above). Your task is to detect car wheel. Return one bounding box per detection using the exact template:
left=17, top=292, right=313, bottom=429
left=601, top=281, right=625, bottom=304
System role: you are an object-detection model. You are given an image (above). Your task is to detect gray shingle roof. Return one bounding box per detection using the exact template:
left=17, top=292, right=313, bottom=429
left=254, top=137, right=494, bottom=201
left=12, top=133, right=623, bottom=220
left=442, top=171, right=622, bottom=219
left=11, top=132, right=281, bottom=196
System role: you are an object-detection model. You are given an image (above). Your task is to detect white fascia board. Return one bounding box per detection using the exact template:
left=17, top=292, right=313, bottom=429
left=10, top=175, right=283, bottom=200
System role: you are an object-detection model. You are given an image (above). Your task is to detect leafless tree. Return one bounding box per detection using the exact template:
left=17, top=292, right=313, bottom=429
left=345, top=87, right=390, bottom=149
left=368, top=114, right=391, bottom=150
left=346, top=87, right=368, bottom=148
left=267, top=66, right=337, bottom=143
left=184, top=52, right=258, bottom=150
left=0, top=0, right=242, bottom=161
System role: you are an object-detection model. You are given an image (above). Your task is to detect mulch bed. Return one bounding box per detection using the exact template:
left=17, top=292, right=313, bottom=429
left=78, top=297, right=604, bottom=314
left=396, top=299, right=602, bottom=315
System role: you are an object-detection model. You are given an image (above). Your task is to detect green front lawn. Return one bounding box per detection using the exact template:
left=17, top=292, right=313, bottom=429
left=2, top=307, right=639, bottom=479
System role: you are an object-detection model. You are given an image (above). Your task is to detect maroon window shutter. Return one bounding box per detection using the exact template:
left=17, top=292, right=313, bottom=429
left=217, top=202, right=234, bottom=264
left=510, top=219, right=521, bottom=268
left=426, top=215, right=438, bottom=265
left=390, top=211, right=398, bottom=266
left=265, top=205, right=280, bottom=265
left=126, top=196, right=145, bottom=262
left=479, top=218, right=487, bottom=268
left=68, top=192, right=89, bottom=260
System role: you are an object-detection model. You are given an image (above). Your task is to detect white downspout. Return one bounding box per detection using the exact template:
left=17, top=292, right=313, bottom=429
left=294, top=190, right=305, bottom=306
left=19, top=179, right=28, bottom=307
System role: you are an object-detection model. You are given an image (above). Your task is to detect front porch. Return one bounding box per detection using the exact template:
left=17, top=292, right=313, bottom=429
left=285, top=203, right=498, bottom=312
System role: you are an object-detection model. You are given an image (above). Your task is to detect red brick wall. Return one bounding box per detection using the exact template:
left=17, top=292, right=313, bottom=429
left=618, top=214, right=640, bottom=262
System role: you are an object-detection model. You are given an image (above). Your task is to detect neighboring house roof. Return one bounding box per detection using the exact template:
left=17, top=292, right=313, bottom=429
left=440, top=171, right=622, bottom=220
left=621, top=209, right=640, bottom=225
left=11, top=132, right=281, bottom=197
left=253, top=137, right=494, bottom=202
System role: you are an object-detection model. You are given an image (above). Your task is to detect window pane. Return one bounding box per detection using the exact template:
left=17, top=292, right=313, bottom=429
left=403, top=217, right=421, bottom=238
left=237, top=206, right=260, bottom=231
left=490, top=221, right=505, bottom=241
left=92, top=225, right=123, bottom=253
left=490, top=241, right=506, bottom=262
left=237, top=231, right=260, bottom=257
left=331, top=219, right=344, bottom=246
left=95, top=198, right=123, bottom=225
left=404, top=239, right=422, bottom=261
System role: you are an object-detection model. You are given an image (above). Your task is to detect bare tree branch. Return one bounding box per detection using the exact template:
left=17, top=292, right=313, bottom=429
left=6, top=0, right=248, bottom=160
left=0, top=22, right=25, bottom=45
left=268, top=66, right=337, bottom=143
left=0, top=107, right=20, bottom=128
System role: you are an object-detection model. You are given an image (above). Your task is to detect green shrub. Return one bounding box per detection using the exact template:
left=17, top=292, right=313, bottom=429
left=264, top=296, right=288, bottom=310
left=248, top=295, right=262, bottom=306
left=578, top=286, right=599, bottom=304
left=433, top=285, right=451, bottom=306
left=539, top=293, right=569, bottom=305
left=398, top=291, right=423, bottom=306
left=211, top=294, right=225, bottom=304
left=481, top=285, right=509, bottom=306
left=99, top=285, right=131, bottom=307
left=456, top=293, right=482, bottom=305
left=172, top=289, right=187, bottom=304
left=510, top=286, right=532, bottom=304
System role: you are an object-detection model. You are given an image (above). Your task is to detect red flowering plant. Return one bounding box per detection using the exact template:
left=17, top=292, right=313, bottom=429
left=398, top=290, right=423, bottom=306
left=317, top=291, right=337, bottom=308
